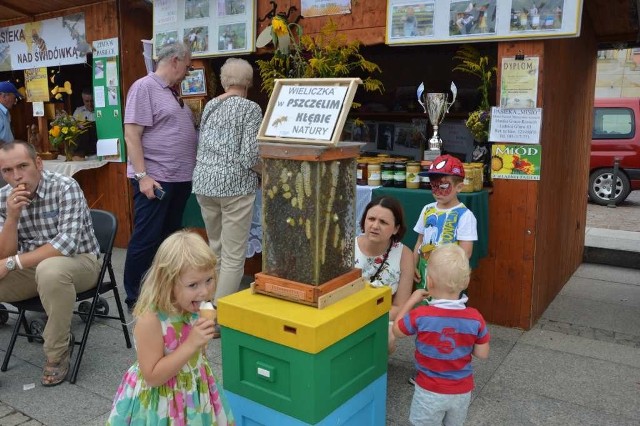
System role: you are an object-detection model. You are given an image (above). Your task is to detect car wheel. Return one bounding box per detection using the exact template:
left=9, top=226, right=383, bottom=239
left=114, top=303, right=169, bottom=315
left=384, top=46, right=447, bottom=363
left=588, top=168, right=631, bottom=206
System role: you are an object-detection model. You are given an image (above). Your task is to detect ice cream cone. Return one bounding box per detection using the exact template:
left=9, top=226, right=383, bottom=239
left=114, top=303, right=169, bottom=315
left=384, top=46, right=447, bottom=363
left=199, top=308, right=216, bottom=321
left=199, top=301, right=216, bottom=322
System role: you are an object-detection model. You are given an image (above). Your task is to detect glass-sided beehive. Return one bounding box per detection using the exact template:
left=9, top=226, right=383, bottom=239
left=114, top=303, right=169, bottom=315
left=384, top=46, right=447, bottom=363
left=260, top=143, right=359, bottom=285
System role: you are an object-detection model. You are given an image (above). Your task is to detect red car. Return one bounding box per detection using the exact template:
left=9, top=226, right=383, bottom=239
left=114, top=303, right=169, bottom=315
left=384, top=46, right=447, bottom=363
left=590, top=98, right=640, bottom=205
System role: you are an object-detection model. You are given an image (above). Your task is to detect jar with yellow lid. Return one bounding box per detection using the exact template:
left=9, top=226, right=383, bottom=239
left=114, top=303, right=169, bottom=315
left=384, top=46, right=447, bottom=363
left=420, top=161, right=432, bottom=189
left=461, top=164, right=475, bottom=192
left=406, top=161, right=421, bottom=189
left=471, top=163, right=483, bottom=191
left=367, top=163, right=381, bottom=186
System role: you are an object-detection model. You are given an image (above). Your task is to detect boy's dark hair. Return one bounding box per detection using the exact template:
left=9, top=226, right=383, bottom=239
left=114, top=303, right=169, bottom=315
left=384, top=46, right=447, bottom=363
left=359, top=196, right=407, bottom=242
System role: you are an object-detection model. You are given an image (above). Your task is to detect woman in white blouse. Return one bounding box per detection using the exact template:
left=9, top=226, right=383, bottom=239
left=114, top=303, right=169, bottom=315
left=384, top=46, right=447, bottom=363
left=192, top=58, right=262, bottom=336
left=355, top=196, right=414, bottom=352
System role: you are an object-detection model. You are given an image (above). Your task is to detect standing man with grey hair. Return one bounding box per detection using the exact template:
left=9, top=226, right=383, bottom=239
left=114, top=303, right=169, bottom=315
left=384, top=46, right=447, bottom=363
left=122, top=42, right=198, bottom=311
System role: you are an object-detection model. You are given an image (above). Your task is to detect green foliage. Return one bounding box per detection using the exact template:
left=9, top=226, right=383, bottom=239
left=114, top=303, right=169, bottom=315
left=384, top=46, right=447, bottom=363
left=453, top=45, right=496, bottom=111
left=256, top=20, right=384, bottom=105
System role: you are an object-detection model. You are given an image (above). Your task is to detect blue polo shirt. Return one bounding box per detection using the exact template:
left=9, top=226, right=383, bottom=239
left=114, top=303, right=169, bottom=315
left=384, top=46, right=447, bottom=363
left=0, top=103, right=13, bottom=143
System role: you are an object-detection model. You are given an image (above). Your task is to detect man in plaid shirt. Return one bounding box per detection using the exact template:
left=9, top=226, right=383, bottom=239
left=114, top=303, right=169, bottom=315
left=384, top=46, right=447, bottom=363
left=0, top=141, right=100, bottom=387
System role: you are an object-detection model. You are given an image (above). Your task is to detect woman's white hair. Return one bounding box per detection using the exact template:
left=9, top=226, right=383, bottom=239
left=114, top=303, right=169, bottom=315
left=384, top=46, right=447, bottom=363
left=220, top=58, right=253, bottom=90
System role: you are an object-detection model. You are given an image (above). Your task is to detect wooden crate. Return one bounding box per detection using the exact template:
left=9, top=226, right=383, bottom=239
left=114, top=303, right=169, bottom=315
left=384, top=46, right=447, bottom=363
left=253, top=269, right=364, bottom=308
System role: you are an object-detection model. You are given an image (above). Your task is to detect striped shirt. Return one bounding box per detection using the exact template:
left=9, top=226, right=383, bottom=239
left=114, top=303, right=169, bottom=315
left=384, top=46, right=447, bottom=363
left=0, top=170, right=100, bottom=256
left=399, top=299, right=490, bottom=394
left=124, top=73, right=197, bottom=182
left=192, top=96, right=261, bottom=197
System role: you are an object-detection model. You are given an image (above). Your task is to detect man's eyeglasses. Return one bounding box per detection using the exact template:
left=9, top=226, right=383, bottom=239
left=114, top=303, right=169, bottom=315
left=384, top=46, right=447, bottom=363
left=169, top=88, right=184, bottom=108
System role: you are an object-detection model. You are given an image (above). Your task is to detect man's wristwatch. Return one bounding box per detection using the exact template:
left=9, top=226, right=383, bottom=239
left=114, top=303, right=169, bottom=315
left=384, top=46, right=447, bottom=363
left=134, top=171, right=147, bottom=181
left=5, top=256, right=16, bottom=272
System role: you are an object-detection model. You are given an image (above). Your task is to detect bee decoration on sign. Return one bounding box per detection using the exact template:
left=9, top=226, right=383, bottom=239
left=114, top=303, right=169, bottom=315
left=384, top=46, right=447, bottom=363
left=271, top=116, right=288, bottom=127
left=31, top=29, right=47, bottom=55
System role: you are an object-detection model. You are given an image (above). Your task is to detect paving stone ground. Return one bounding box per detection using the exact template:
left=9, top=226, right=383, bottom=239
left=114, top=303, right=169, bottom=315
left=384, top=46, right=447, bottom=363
left=1, top=193, right=638, bottom=425
left=586, top=191, right=640, bottom=232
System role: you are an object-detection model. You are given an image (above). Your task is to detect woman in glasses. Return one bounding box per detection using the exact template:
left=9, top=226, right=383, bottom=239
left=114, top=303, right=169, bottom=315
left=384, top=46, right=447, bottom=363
left=192, top=58, right=262, bottom=338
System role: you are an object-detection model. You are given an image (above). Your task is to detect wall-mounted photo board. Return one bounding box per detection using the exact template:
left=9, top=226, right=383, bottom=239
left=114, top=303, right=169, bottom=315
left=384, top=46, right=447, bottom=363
left=153, top=0, right=256, bottom=58
left=386, top=0, right=583, bottom=46
left=93, top=38, right=125, bottom=162
left=257, top=78, right=361, bottom=146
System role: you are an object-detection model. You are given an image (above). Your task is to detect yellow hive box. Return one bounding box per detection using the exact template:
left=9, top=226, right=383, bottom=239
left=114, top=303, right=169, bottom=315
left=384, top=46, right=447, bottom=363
left=217, top=286, right=391, bottom=354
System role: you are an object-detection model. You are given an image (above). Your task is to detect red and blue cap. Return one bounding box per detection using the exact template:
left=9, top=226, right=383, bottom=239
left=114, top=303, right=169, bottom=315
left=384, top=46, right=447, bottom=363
left=418, top=154, right=465, bottom=178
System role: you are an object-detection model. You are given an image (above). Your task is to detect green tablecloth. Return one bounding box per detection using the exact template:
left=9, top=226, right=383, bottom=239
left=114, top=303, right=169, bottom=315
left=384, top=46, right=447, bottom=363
left=371, top=187, right=489, bottom=269
left=182, top=194, right=205, bottom=228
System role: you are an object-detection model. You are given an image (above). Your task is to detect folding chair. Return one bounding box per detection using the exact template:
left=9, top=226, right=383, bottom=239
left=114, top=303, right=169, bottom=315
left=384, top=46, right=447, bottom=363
left=0, top=209, right=132, bottom=383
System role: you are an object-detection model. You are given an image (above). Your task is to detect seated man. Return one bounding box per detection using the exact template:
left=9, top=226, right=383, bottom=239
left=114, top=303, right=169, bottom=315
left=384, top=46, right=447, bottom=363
left=73, top=88, right=97, bottom=157
left=0, top=141, right=100, bottom=386
left=73, top=88, right=95, bottom=122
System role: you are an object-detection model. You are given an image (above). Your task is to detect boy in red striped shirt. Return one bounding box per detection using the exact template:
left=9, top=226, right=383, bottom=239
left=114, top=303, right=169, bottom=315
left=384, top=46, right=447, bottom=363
left=393, top=243, right=490, bottom=426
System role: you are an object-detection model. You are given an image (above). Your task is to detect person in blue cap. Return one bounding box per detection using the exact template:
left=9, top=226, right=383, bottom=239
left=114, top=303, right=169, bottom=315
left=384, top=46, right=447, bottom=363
left=0, top=81, right=22, bottom=145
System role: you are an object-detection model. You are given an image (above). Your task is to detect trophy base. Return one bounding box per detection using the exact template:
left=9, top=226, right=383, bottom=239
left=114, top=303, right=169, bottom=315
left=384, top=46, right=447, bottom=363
left=423, top=150, right=440, bottom=161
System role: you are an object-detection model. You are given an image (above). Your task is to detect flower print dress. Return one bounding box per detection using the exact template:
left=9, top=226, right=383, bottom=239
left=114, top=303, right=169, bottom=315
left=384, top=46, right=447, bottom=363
left=354, top=238, right=404, bottom=294
left=107, top=311, right=234, bottom=426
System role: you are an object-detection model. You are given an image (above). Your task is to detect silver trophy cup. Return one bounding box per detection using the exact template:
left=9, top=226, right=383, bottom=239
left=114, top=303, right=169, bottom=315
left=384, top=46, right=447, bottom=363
left=417, top=82, right=457, bottom=151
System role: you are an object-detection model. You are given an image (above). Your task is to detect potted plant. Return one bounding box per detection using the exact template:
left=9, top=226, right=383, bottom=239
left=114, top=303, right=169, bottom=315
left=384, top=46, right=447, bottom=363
left=453, top=44, right=496, bottom=182
left=48, top=111, right=88, bottom=161
left=256, top=18, right=384, bottom=106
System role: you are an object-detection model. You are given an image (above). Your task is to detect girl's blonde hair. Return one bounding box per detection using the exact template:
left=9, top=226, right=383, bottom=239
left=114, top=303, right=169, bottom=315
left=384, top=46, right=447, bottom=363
left=133, top=230, right=217, bottom=317
left=427, top=244, right=470, bottom=294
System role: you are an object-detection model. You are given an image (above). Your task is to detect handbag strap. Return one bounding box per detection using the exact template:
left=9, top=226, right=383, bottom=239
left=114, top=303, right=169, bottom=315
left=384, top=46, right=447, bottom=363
left=200, top=94, right=238, bottom=125
left=369, top=241, right=392, bottom=283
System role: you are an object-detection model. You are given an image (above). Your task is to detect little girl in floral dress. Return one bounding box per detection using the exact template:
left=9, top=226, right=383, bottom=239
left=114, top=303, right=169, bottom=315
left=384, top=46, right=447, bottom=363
left=107, top=231, right=234, bottom=425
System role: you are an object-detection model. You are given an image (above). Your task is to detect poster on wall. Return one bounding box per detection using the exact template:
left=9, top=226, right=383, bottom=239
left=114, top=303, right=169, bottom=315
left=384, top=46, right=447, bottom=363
left=386, top=0, right=582, bottom=45
left=93, top=38, right=126, bottom=162
left=0, top=13, right=91, bottom=71
left=500, top=57, right=539, bottom=108
left=489, top=107, right=542, bottom=144
left=24, top=68, right=50, bottom=102
left=153, top=0, right=256, bottom=57
left=491, top=144, right=541, bottom=180
left=301, top=0, right=351, bottom=17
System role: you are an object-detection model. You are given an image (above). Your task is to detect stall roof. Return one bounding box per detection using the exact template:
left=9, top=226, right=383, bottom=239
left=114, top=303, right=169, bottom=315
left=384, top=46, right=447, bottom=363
left=0, top=0, right=150, bottom=23
left=0, top=0, right=638, bottom=48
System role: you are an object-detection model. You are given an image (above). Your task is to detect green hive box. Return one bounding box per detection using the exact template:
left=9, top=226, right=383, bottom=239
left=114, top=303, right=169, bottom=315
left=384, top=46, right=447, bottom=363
left=221, top=314, right=388, bottom=424
left=260, top=143, right=359, bottom=285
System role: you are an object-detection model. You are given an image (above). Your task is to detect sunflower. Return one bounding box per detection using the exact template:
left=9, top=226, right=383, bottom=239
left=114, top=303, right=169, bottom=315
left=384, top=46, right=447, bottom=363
left=272, top=16, right=288, bottom=37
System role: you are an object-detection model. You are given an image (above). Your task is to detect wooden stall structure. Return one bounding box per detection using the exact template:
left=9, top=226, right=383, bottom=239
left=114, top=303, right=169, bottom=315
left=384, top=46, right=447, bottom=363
left=247, top=0, right=637, bottom=329
left=0, top=0, right=153, bottom=248
left=3, top=0, right=636, bottom=328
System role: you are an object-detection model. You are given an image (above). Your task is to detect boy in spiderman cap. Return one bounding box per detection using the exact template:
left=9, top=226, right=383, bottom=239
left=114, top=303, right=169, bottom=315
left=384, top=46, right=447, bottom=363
left=408, top=155, right=479, bottom=386
left=412, top=154, right=478, bottom=295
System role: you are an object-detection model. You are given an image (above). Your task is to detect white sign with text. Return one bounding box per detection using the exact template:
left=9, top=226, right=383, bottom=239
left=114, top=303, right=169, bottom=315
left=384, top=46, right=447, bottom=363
left=264, top=85, right=349, bottom=141
left=489, top=107, right=542, bottom=144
